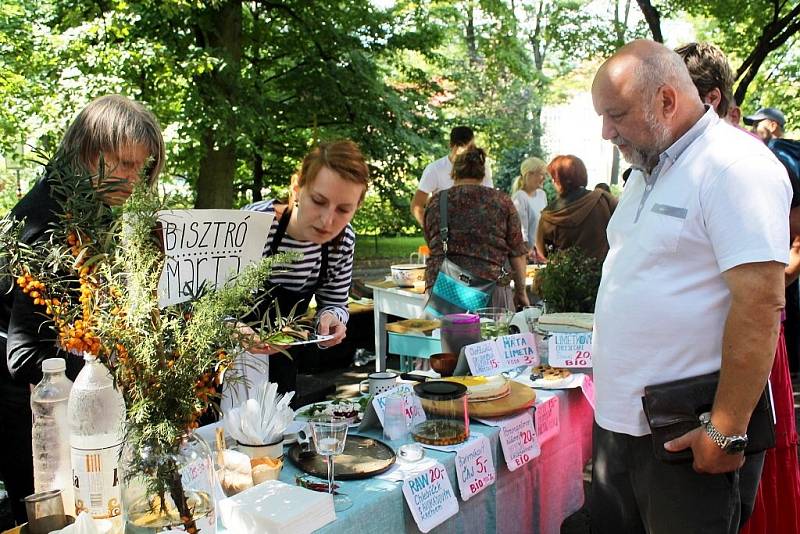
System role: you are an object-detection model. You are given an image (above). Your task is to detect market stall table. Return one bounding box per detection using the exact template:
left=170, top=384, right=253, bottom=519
left=214, top=386, right=593, bottom=534
left=364, top=280, right=426, bottom=371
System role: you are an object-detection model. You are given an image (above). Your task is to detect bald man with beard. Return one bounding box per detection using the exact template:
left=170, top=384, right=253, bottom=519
left=589, top=40, right=791, bottom=533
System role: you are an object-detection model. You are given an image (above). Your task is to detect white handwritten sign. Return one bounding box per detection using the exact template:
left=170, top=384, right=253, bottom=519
left=465, top=333, right=540, bottom=376
left=157, top=210, right=274, bottom=306
left=534, top=393, right=560, bottom=444
left=580, top=374, right=596, bottom=410
left=372, top=384, right=426, bottom=428
left=547, top=331, right=593, bottom=368
left=454, top=434, right=495, bottom=500
left=402, top=462, right=459, bottom=533
left=481, top=410, right=540, bottom=471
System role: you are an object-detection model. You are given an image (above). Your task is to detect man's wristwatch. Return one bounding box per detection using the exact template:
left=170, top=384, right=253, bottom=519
left=698, top=412, right=748, bottom=454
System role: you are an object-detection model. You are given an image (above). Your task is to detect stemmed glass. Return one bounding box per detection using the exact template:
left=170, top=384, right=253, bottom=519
left=523, top=303, right=546, bottom=333
left=310, top=416, right=352, bottom=511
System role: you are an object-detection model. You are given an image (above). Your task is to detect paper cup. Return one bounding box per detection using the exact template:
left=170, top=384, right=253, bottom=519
left=237, top=436, right=283, bottom=459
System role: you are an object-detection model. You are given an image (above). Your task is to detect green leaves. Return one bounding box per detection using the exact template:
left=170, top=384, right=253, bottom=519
left=532, top=247, right=602, bottom=313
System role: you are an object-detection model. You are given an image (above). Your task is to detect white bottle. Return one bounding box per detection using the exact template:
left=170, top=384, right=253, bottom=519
left=31, top=358, right=74, bottom=515
left=68, top=353, right=126, bottom=533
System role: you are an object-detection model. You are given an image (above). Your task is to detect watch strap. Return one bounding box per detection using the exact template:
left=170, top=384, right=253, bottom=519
left=699, top=412, right=748, bottom=453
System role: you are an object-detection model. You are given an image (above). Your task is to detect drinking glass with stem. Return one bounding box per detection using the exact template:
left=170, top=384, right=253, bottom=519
left=310, top=415, right=352, bottom=511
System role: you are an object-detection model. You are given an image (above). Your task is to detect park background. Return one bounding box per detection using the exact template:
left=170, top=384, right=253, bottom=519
left=1, top=0, right=798, bottom=265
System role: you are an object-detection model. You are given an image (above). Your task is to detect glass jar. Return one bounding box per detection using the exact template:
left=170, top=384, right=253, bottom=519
left=440, top=313, right=481, bottom=357
left=475, top=307, right=514, bottom=340
left=121, top=432, right=217, bottom=534
left=411, top=381, right=469, bottom=446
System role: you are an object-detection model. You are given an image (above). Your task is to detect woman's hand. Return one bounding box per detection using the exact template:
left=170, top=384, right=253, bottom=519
left=234, top=323, right=285, bottom=355
left=317, top=311, right=347, bottom=348
left=513, top=286, right=530, bottom=309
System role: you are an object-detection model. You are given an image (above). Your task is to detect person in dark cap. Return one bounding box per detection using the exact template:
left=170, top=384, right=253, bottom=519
left=744, top=107, right=787, bottom=143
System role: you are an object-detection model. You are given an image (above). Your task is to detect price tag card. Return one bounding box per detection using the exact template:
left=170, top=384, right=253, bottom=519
left=464, top=340, right=502, bottom=375
left=547, top=331, right=593, bottom=368
left=498, top=333, right=539, bottom=368
left=465, top=333, right=540, bottom=376
left=533, top=393, right=560, bottom=444
left=372, top=384, right=426, bottom=427
left=477, top=410, right=540, bottom=471
left=580, top=374, right=596, bottom=410
left=402, top=461, right=460, bottom=533
left=454, top=434, right=496, bottom=500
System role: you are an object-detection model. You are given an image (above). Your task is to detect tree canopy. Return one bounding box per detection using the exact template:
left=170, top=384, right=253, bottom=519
left=1, top=0, right=798, bottom=233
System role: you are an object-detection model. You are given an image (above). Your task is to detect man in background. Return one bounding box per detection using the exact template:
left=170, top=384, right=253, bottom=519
left=677, top=41, right=800, bottom=533
left=410, top=126, right=492, bottom=226
left=745, top=107, right=800, bottom=374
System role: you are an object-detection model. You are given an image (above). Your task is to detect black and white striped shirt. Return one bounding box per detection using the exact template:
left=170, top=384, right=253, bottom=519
left=243, top=199, right=353, bottom=324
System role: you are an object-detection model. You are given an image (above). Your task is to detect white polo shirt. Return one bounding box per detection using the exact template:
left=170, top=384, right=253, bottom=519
left=417, top=155, right=493, bottom=194
left=593, top=110, right=791, bottom=436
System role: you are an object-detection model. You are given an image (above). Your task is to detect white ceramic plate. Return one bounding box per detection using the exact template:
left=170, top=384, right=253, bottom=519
left=283, top=333, right=335, bottom=346
left=513, top=372, right=581, bottom=390
left=294, top=399, right=365, bottom=427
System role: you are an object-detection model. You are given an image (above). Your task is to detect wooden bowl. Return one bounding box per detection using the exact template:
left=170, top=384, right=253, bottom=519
left=430, top=352, right=458, bottom=377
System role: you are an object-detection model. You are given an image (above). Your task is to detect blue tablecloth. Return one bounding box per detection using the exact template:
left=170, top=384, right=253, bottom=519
left=215, top=387, right=593, bottom=534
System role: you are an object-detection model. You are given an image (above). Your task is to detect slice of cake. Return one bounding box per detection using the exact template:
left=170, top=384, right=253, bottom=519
left=443, top=375, right=511, bottom=402
left=537, top=312, right=594, bottom=331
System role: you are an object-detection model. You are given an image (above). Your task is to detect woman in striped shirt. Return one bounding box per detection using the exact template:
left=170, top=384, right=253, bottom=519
left=241, top=140, right=369, bottom=395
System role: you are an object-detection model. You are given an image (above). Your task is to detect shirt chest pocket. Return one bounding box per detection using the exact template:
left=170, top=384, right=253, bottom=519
left=637, top=203, right=688, bottom=254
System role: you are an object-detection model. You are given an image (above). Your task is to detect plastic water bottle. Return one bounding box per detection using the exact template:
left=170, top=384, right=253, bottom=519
left=68, top=353, right=126, bottom=533
left=31, top=358, right=74, bottom=515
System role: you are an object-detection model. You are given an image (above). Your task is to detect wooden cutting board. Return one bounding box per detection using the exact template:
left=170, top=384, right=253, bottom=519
left=468, top=381, right=536, bottom=418
left=385, top=319, right=440, bottom=334
left=420, top=381, right=536, bottom=419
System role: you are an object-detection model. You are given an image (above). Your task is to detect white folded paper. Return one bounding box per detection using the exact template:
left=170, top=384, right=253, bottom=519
left=219, top=479, right=335, bottom=534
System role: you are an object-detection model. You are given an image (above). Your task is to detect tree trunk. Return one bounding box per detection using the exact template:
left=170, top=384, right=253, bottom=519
left=252, top=153, right=264, bottom=203
left=196, top=135, right=236, bottom=208
left=194, top=0, right=242, bottom=209
left=610, top=147, right=620, bottom=185
left=466, top=1, right=478, bottom=65
left=733, top=4, right=800, bottom=104
left=635, top=0, right=663, bottom=43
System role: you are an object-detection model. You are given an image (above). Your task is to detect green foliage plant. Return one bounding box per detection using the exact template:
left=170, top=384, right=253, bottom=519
left=532, top=247, right=602, bottom=313
left=0, top=157, right=302, bottom=531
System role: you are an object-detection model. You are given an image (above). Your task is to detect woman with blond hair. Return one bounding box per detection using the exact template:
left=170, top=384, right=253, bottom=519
left=239, top=140, right=370, bottom=397
left=511, top=157, right=548, bottom=261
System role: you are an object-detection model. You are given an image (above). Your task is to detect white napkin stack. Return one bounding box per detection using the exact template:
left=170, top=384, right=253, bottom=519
left=51, top=511, right=112, bottom=534
left=224, top=382, right=295, bottom=445
left=219, top=479, right=335, bottom=534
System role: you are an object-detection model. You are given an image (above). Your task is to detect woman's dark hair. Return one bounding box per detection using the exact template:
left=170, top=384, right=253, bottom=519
left=452, top=147, right=486, bottom=181
left=449, top=126, right=474, bottom=148
left=548, top=155, right=588, bottom=196
left=594, top=182, right=611, bottom=193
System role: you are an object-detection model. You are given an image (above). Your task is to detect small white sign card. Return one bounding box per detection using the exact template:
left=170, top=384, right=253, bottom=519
left=371, top=383, right=426, bottom=428
left=464, top=333, right=540, bottom=376
left=402, top=461, right=460, bottom=533
left=547, top=331, right=593, bottom=368
left=157, top=210, right=274, bottom=306
left=533, top=393, right=560, bottom=444
left=476, top=410, right=540, bottom=471
left=454, top=434, right=496, bottom=500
